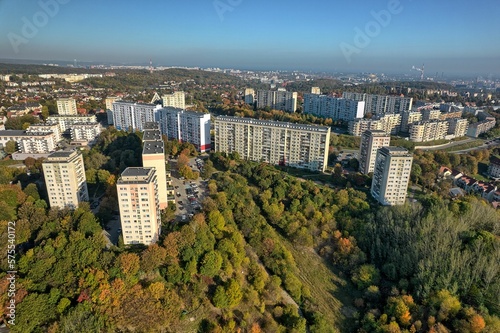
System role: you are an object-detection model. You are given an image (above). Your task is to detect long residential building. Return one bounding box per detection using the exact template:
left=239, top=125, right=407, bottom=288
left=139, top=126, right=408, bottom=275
left=214, top=116, right=330, bottom=172
left=400, top=111, right=422, bottom=133
left=342, top=92, right=413, bottom=116
left=156, top=108, right=211, bottom=152
left=112, top=101, right=162, bottom=132
left=57, top=98, right=78, bottom=115
left=47, top=115, right=97, bottom=132
left=162, top=91, right=185, bottom=109
left=42, top=150, right=89, bottom=209
left=371, top=147, right=413, bottom=206
left=467, top=119, right=496, bottom=138
left=447, top=118, right=469, bottom=138
left=359, top=130, right=391, bottom=174
left=26, top=123, right=62, bottom=142
left=0, top=130, right=57, bottom=154
left=256, top=90, right=298, bottom=112
left=70, top=123, right=102, bottom=145
left=348, top=114, right=401, bottom=136
left=20, top=132, right=57, bottom=154
left=117, top=167, right=161, bottom=246
left=303, top=94, right=365, bottom=121
left=409, top=120, right=449, bottom=142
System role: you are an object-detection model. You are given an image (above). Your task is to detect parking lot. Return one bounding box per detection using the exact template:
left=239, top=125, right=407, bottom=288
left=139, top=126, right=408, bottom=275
left=169, top=156, right=208, bottom=223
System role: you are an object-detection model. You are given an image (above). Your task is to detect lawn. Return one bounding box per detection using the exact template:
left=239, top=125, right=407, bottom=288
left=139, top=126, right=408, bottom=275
left=442, top=140, right=484, bottom=152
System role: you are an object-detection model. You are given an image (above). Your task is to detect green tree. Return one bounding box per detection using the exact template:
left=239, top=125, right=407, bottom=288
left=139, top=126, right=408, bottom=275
left=4, top=140, right=16, bottom=154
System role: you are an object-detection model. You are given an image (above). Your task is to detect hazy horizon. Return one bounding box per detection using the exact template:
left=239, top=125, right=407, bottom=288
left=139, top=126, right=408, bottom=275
left=1, top=0, right=499, bottom=77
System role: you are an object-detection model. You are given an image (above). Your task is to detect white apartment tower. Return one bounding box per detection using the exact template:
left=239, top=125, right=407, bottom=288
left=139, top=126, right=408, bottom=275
left=342, top=92, right=413, bottom=116
left=215, top=116, right=330, bottom=172
left=142, top=138, right=168, bottom=210
left=156, top=108, right=211, bottom=152
left=371, top=147, right=413, bottom=206
left=162, top=91, right=186, bottom=109
left=256, top=90, right=298, bottom=112
left=112, top=101, right=162, bottom=132
left=117, top=167, right=161, bottom=245
left=303, top=94, right=365, bottom=121
left=70, top=123, right=102, bottom=145
left=359, top=130, right=391, bottom=174
left=57, top=98, right=78, bottom=115
left=42, top=150, right=89, bottom=209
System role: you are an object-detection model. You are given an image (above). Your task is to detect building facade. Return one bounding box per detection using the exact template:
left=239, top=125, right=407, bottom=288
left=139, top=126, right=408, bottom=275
left=467, top=119, right=496, bottom=138
left=400, top=111, right=422, bottom=133
left=409, top=120, right=449, bottom=142
left=156, top=108, right=211, bottom=152
left=117, top=167, right=161, bottom=246
left=488, top=156, right=500, bottom=178
left=26, top=123, right=62, bottom=142
left=447, top=118, right=469, bottom=138
left=256, top=90, right=298, bottom=112
left=47, top=115, right=97, bottom=132
left=70, top=123, right=102, bottom=145
left=42, top=150, right=89, bottom=209
left=162, top=91, right=185, bottom=109
left=371, top=147, right=413, bottom=206
left=142, top=139, right=169, bottom=209
left=20, top=132, right=57, bottom=154
left=342, top=92, right=413, bottom=116
left=57, top=98, right=78, bottom=115
left=112, top=101, right=162, bottom=132
left=244, top=88, right=255, bottom=105
left=214, top=116, right=330, bottom=172
left=303, top=94, right=365, bottom=121
left=359, top=130, right=391, bottom=174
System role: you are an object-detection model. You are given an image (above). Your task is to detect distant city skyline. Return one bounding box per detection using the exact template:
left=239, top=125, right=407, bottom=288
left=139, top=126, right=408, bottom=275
left=0, top=0, right=499, bottom=76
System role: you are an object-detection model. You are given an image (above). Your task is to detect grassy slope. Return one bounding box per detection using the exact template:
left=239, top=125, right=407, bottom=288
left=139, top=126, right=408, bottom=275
left=280, top=236, right=360, bottom=332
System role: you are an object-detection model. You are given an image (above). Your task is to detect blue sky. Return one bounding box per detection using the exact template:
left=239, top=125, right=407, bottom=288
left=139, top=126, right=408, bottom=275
left=0, top=0, right=499, bottom=76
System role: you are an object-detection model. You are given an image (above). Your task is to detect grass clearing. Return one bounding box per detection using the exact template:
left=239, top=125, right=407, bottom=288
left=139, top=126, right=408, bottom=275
left=442, top=140, right=484, bottom=152
left=279, top=236, right=360, bottom=332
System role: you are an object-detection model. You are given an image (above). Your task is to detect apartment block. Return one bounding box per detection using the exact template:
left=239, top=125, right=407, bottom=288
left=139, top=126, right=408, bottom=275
left=244, top=88, right=255, bottom=105
left=26, top=123, right=62, bottom=142
left=117, top=167, right=161, bottom=246
left=156, top=108, right=211, bottom=152
left=447, top=118, right=469, bottom=138
left=359, top=130, right=391, bottom=174
left=409, top=120, right=449, bottom=142
left=70, top=123, right=102, bottom=145
left=303, top=94, right=365, bottom=121
left=371, top=147, right=413, bottom=206
left=379, top=114, right=402, bottom=135
left=57, top=98, right=78, bottom=115
left=400, top=111, right=422, bottom=133
left=214, top=116, right=330, bottom=172
left=162, top=91, right=186, bottom=109
left=342, top=92, right=413, bottom=116
left=349, top=119, right=382, bottom=136
left=256, top=90, right=298, bottom=112
left=112, top=101, right=162, bottom=132
left=421, top=109, right=441, bottom=121
left=20, top=132, right=57, bottom=154
left=47, top=115, right=97, bottom=132
left=467, top=119, right=496, bottom=138
left=42, top=150, right=89, bottom=209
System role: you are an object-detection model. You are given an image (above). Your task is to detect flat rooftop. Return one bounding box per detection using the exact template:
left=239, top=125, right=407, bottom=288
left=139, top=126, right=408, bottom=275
left=144, top=122, right=160, bottom=130
left=0, top=130, right=26, bottom=136
left=215, top=115, right=330, bottom=133
left=142, top=130, right=162, bottom=141
left=119, top=167, right=155, bottom=184
left=143, top=141, right=165, bottom=155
